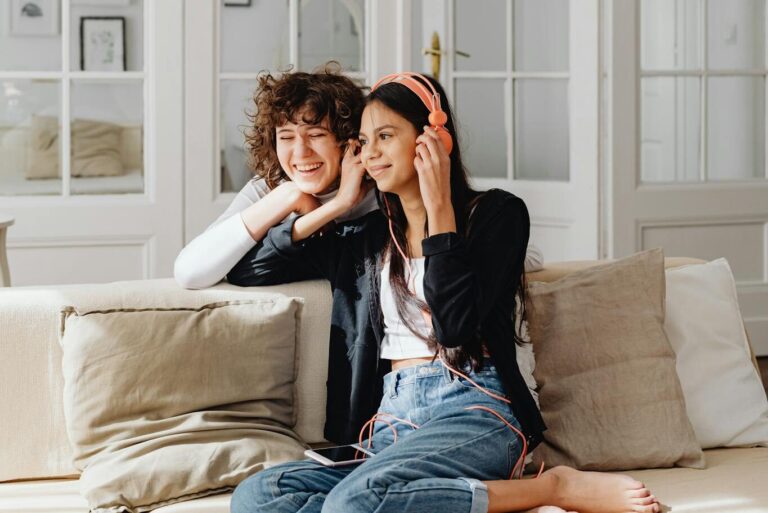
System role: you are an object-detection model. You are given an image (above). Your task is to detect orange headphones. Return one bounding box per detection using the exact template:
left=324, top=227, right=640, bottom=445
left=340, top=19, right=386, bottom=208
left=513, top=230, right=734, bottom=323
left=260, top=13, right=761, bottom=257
left=370, top=72, right=454, bottom=154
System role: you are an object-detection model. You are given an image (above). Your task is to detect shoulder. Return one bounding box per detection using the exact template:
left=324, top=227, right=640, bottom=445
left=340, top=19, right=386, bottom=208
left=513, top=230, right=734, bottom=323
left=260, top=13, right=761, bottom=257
left=471, top=189, right=528, bottom=223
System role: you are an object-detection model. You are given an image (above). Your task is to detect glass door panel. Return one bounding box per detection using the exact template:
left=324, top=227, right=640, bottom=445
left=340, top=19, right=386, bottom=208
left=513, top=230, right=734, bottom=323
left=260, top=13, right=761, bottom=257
left=454, top=79, right=507, bottom=178
left=455, top=0, right=506, bottom=72
left=513, top=0, right=569, bottom=72
left=0, top=0, right=63, bottom=72
left=299, top=0, right=365, bottom=72
left=220, top=0, right=289, bottom=72
left=220, top=80, right=255, bottom=193
left=70, top=79, right=144, bottom=195
left=0, top=80, right=61, bottom=195
left=514, top=79, right=569, bottom=181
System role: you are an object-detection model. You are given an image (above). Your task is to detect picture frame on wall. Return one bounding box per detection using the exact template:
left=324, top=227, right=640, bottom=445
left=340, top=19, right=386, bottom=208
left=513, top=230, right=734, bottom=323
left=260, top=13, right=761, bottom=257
left=80, top=17, right=126, bottom=71
left=224, top=0, right=252, bottom=6
left=9, top=0, right=60, bottom=36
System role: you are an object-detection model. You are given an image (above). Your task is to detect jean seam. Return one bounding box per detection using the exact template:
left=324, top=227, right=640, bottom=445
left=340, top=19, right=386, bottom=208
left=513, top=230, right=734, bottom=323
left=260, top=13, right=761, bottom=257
left=271, top=467, right=318, bottom=509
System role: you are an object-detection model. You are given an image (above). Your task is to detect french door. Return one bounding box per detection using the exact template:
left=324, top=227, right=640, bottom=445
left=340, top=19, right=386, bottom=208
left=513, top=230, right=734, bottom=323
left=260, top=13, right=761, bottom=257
left=1, top=0, right=183, bottom=285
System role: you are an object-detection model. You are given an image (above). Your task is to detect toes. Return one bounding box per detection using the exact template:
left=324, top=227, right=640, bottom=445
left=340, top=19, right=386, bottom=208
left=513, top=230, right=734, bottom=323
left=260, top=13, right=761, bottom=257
left=632, top=504, right=660, bottom=513
left=628, top=487, right=652, bottom=498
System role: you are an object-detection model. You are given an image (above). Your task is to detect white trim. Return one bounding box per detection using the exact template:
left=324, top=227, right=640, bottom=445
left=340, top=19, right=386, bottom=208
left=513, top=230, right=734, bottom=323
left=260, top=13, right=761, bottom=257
left=289, top=0, right=299, bottom=67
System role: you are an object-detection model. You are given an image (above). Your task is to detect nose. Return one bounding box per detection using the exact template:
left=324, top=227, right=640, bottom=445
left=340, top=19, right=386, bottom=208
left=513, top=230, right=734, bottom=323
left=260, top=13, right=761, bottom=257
left=361, top=139, right=380, bottom=162
left=294, top=134, right=313, bottom=157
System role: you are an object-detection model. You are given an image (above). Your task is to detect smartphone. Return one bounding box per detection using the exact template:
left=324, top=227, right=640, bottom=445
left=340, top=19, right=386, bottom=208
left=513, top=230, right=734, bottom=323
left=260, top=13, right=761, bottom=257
left=304, top=444, right=375, bottom=467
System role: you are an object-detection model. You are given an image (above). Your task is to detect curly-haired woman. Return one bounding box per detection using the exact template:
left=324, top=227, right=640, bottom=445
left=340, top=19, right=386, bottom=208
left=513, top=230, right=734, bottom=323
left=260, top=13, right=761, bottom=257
left=173, top=64, right=543, bottom=290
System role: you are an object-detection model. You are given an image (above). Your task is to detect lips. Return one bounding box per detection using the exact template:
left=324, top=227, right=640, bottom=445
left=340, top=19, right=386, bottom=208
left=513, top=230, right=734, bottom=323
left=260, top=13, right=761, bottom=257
left=366, top=164, right=391, bottom=177
left=294, top=162, right=323, bottom=173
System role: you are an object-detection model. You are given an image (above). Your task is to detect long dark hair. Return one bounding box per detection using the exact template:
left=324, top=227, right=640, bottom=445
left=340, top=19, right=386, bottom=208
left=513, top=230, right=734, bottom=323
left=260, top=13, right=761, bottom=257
left=367, top=75, right=527, bottom=372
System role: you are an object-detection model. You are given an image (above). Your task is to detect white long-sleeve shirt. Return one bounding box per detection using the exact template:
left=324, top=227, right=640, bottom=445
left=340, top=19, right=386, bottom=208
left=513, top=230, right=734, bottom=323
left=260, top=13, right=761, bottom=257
left=174, top=178, right=544, bottom=289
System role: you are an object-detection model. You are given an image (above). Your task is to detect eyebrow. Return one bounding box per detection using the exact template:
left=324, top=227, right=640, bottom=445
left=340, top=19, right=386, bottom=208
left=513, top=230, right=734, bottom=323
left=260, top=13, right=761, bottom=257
left=359, top=124, right=398, bottom=137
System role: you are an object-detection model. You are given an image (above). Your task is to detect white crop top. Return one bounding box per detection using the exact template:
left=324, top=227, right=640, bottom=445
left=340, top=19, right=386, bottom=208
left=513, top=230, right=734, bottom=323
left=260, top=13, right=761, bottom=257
left=379, top=258, right=435, bottom=360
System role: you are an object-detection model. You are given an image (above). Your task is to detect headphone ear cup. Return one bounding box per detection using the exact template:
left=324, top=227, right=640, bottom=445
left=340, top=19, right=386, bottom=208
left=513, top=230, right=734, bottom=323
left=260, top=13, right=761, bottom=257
left=428, top=110, right=448, bottom=126
left=435, top=126, right=453, bottom=154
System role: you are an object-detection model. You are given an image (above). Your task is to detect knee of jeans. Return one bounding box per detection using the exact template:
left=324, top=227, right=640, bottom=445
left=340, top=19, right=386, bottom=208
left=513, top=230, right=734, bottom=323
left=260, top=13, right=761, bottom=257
left=230, top=471, right=275, bottom=513
left=321, top=482, right=376, bottom=513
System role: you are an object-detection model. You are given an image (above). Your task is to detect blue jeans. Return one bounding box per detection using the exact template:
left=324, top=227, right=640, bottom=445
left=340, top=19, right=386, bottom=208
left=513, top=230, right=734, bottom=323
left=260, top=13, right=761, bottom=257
left=231, top=360, right=522, bottom=513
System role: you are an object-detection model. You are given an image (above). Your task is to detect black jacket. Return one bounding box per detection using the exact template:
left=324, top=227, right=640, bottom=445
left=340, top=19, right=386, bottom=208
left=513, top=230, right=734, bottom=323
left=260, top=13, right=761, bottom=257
left=228, top=189, right=546, bottom=448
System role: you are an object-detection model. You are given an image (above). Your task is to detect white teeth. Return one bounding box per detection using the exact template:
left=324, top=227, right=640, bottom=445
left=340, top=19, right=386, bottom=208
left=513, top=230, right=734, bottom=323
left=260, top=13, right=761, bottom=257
left=295, top=163, right=322, bottom=172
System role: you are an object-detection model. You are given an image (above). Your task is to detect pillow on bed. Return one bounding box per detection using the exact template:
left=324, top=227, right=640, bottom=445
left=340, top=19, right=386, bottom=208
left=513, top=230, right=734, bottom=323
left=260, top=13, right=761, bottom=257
left=526, top=248, right=704, bottom=471
left=71, top=119, right=123, bottom=177
left=59, top=298, right=307, bottom=513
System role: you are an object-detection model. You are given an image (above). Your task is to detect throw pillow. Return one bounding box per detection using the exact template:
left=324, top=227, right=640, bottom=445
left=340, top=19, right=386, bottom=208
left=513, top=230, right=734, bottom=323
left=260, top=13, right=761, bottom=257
left=526, top=248, right=704, bottom=471
left=71, top=119, right=123, bottom=177
left=26, top=115, right=60, bottom=179
left=60, top=298, right=307, bottom=513
left=665, top=258, right=768, bottom=448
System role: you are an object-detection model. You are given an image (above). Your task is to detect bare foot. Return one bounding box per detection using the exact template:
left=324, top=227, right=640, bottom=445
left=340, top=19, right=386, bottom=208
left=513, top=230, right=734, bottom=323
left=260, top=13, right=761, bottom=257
left=524, top=507, right=577, bottom=513
left=545, top=466, right=660, bottom=513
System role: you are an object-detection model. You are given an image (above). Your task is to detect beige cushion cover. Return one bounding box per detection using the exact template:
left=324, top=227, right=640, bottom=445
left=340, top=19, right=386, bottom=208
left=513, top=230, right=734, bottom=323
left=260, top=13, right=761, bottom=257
left=60, top=298, right=307, bottom=513
left=71, top=119, right=123, bottom=177
left=26, top=115, right=59, bottom=179
left=527, top=249, right=704, bottom=471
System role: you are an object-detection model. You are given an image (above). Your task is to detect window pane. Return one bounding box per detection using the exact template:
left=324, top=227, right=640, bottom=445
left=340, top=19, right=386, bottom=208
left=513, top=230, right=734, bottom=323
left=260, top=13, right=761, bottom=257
left=641, top=77, right=701, bottom=183
left=70, top=80, right=144, bottom=195
left=220, top=80, right=255, bottom=193
left=299, top=0, right=365, bottom=72
left=0, top=80, right=61, bottom=196
left=514, top=79, right=569, bottom=181
left=707, top=0, right=764, bottom=69
left=220, top=0, right=289, bottom=72
left=455, top=0, right=506, bottom=72
left=455, top=79, right=507, bottom=179
left=707, top=76, right=765, bottom=180
left=642, top=0, right=703, bottom=70
left=514, top=0, right=569, bottom=72
left=71, top=0, right=144, bottom=72
left=0, top=0, right=62, bottom=71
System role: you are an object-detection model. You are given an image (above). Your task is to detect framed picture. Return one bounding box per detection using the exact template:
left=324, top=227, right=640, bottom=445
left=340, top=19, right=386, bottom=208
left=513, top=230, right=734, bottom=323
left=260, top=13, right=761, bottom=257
left=9, top=0, right=60, bottom=36
left=80, top=17, right=126, bottom=71
left=224, top=0, right=252, bottom=6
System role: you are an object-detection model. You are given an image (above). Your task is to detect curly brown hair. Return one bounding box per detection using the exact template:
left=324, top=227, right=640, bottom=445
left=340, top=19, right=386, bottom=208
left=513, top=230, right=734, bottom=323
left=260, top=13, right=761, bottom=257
left=244, top=62, right=366, bottom=189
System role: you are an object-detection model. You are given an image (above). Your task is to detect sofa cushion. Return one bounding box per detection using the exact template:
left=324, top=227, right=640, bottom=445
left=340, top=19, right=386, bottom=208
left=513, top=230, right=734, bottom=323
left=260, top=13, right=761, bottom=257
left=665, top=258, right=768, bottom=448
left=59, top=298, right=307, bottom=513
left=527, top=248, right=704, bottom=471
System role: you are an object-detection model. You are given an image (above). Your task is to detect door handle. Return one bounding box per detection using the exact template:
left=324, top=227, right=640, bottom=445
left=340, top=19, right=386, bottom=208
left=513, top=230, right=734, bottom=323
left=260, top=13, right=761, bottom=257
left=422, top=31, right=470, bottom=78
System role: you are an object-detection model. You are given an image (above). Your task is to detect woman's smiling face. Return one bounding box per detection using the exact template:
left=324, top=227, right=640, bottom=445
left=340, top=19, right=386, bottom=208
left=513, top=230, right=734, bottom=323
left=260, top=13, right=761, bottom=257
left=275, top=111, right=343, bottom=195
left=358, top=101, right=420, bottom=194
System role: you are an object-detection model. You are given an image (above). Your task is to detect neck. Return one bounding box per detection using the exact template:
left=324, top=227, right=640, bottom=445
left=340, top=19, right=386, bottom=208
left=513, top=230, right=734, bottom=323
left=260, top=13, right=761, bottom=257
left=396, top=183, right=427, bottom=244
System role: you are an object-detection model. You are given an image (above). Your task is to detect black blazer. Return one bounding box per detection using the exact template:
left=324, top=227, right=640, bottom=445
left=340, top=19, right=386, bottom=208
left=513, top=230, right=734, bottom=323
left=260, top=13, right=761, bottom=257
left=227, top=189, right=546, bottom=448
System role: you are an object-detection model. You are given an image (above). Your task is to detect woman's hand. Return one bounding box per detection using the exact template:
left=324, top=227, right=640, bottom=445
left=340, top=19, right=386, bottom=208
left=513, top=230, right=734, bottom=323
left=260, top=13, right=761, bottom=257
left=415, top=127, right=455, bottom=234
left=334, top=139, right=372, bottom=210
left=274, top=181, right=320, bottom=215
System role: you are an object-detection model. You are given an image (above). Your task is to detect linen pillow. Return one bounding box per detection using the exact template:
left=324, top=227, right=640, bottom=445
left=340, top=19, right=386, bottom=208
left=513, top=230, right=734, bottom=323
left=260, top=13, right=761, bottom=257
left=26, top=115, right=60, bottom=179
left=665, top=258, right=768, bottom=448
left=60, top=298, right=307, bottom=513
left=71, top=119, right=123, bottom=177
left=527, top=248, right=704, bottom=471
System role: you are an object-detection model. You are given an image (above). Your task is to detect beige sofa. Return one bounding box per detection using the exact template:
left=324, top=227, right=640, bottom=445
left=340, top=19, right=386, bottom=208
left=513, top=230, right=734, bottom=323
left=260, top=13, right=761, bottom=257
left=1, top=260, right=767, bottom=512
